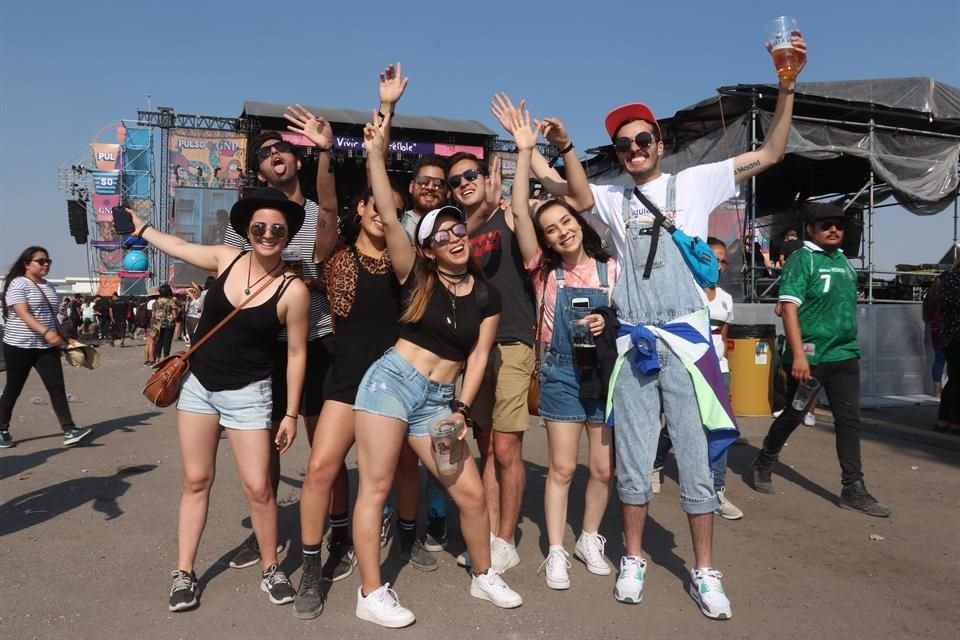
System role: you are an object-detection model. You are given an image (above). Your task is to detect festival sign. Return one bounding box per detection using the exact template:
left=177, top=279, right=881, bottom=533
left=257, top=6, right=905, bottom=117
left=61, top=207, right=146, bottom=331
left=91, top=143, right=121, bottom=171
left=168, top=129, right=247, bottom=191
left=92, top=194, right=121, bottom=222
left=92, top=170, right=121, bottom=195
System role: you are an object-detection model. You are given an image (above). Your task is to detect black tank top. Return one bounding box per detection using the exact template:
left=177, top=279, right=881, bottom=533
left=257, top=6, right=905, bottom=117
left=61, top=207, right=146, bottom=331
left=190, top=252, right=294, bottom=391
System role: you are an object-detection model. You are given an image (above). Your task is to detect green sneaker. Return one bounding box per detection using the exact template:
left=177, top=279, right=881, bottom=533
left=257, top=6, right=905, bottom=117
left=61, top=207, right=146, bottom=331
left=0, top=430, right=14, bottom=449
left=63, top=427, right=92, bottom=446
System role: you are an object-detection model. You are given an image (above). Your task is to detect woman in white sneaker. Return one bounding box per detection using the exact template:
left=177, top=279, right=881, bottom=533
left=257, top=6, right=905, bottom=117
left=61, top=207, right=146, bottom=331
left=503, top=107, right=615, bottom=590
left=351, top=179, right=523, bottom=625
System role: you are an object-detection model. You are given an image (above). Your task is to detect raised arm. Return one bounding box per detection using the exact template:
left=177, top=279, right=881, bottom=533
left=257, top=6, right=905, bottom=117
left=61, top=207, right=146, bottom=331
left=284, top=105, right=339, bottom=262
left=363, top=113, right=415, bottom=283
left=376, top=61, right=409, bottom=150
left=491, top=92, right=593, bottom=212
left=732, top=33, right=807, bottom=183
left=503, top=103, right=541, bottom=265
left=128, top=207, right=235, bottom=273
left=539, top=117, right=593, bottom=212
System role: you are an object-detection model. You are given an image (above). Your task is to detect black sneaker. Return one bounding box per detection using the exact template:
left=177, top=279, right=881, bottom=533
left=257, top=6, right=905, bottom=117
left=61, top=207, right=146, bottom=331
left=423, top=515, right=448, bottom=552
left=261, top=564, right=296, bottom=605
left=0, top=430, right=14, bottom=449
left=63, top=427, right=92, bottom=446
left=230, top=533, right=261, bottom=569
left=380, top=508, right=396, bottom=548
left=293, top=553, right=325, bottom=620
left=751, top=456, right=776, bottom=494
left=399, top=536, right=438, bottom=572
left=168, top=570, right=200, bottom=612
left=321, top=540, right=356, bottom=582
left=840, top=480, right=892, bottom=517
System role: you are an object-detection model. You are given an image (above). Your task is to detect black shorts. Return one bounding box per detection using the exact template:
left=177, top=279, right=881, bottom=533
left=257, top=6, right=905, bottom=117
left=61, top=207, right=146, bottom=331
left=270, top=336, right=331, bottom=421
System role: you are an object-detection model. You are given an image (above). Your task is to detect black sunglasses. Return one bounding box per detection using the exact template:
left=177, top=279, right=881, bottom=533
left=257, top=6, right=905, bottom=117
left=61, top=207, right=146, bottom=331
left=414, top=176, right=445, bottom=189
left=447, top=169, right=481, bottom=189
left=613, top=131, right=655, bottom=153
left=256, top=140, right=294, bottom=161
left=32, top=258, right=53, bottom=266
left=816, top=220, right=844, bottom=232
left=430, top=223, right=468, bottom=247
left=249, top=222, right=289, bottom=239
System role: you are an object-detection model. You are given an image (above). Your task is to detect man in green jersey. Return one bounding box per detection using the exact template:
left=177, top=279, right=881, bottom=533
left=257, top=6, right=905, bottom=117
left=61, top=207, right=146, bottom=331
left=752, top=203, right=891, bottom=517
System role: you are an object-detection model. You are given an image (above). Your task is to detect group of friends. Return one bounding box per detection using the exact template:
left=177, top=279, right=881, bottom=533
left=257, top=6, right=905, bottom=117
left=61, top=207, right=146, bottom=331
left=4, top=31, right=916, bottom=629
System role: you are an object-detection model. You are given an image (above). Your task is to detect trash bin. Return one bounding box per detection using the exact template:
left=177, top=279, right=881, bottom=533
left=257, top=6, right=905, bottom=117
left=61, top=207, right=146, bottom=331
left=727, top=324, right=776, bottom=417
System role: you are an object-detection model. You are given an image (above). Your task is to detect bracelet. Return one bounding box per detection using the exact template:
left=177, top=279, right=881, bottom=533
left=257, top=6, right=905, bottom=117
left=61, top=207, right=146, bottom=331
left=558, top=142, right=575, bottom=155
left=285, top=413, right=298, bottom=420
left=450, top=400, right=471, bottom=418
left=137, top=222, right=153, bottom=239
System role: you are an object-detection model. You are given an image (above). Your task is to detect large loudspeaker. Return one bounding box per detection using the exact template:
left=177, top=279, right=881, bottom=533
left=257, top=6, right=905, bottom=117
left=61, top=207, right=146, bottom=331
left=67, top=200, right=89, bottom=244
left=842, top=210, right=864, bottom=258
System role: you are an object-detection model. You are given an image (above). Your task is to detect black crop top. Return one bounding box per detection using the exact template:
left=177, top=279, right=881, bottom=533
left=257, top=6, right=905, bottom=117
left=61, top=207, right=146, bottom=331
left=399, top=276, right=501, bottom=361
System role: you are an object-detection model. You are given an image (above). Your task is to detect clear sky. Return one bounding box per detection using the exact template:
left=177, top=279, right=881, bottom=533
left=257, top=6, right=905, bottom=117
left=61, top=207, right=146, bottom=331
left=1, top=0, right=958, bottom=278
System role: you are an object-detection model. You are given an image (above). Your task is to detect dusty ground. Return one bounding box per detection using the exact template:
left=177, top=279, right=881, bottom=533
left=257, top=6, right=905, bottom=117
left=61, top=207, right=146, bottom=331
left=1, top=341, right=958, bottom=640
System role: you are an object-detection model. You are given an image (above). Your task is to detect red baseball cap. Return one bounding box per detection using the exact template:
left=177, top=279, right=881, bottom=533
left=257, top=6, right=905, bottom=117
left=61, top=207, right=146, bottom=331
left=604, top=103, right=662, bottom=141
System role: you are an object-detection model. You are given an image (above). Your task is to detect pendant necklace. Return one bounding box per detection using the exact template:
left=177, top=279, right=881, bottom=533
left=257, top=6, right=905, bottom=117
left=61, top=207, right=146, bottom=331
left=245, top=255, right=282, bottom=295
left=438, top=270, right=468, bottom=330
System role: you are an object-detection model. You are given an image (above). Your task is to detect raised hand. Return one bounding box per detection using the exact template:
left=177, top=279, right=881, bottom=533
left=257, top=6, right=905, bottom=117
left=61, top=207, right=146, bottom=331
left=363, top=111, right=389, bottom=157
left=491, top=92, right=524, bottom=136
left=538, top=117, right=572, bottom=150
left=485, top=155, right=503, bottom=211
left=379, top=62, right=409, bottom=108
left=126, top=207, right=148, bottom=235
left=507, top=106, right=541, bottom=151
left=284, top=104, right=334, bottom=150
left=765, top=31, right=808, bottom=80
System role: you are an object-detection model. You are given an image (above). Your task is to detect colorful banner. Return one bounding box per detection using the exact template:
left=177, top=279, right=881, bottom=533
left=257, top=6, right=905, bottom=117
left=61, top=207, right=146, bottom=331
left=92, top=170, right=121, bottom=195
left=92, top=194, right=121, bottom=222
left=168, top=129, right=246, bottom=191
left=92, top=143, right=121, bottom=170
left=270, top=131, right=484, bottom=158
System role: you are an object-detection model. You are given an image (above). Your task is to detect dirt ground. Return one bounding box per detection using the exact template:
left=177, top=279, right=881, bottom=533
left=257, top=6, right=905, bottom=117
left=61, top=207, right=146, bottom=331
left=1, top=341, right=958, bottom=640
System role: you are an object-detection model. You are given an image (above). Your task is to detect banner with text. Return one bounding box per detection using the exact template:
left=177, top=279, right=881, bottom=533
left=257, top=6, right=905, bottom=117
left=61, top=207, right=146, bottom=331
left=91, top=143, right=121, bottom=171
left=168, top=129, right=247, bottom=193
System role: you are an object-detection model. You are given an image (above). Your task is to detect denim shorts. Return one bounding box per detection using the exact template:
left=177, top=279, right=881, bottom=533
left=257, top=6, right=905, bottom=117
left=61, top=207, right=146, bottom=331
left=353, top=347, right=456, bottom=437
left=177, top=373, right=273, bottom=430
left=539, top=352, right=604, bottom=424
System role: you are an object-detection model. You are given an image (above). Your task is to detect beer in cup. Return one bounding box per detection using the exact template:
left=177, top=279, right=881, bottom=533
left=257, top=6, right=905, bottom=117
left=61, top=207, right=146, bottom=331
left=765, top=16, right=805, bottom=83
left=429, top=415, right=464, bottom=476
left=282, top=247, right=303, bottom=277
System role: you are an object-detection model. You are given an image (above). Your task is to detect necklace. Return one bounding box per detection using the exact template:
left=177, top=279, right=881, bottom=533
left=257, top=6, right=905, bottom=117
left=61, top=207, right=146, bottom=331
left=438, top=272, right=465, bottom=330
left=437, top=268, right=469, bottom=282
left=245, top=255, right=282, bottom=295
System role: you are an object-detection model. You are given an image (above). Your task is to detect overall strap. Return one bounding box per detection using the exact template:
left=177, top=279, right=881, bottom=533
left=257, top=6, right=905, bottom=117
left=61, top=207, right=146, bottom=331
left=665, top=174, right=678, bottom=214
left=595, top=259, right=610, bottom=288
left=554, top=265, right=566, bottom=287
left=621, top=187, right=632, bottom=225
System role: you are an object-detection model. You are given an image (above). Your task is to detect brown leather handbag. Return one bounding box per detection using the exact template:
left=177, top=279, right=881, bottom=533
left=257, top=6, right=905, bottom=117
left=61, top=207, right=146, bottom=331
left=527, top=273, right=547, bottom=416
left=142, top=274, right=278, bottom=407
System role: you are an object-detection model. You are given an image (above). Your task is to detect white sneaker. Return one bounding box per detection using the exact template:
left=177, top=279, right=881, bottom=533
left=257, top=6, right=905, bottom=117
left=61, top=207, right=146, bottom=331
left=537, top=547, right=571, bottom=590
left=470, top=569, right=523, bottom=608
left=689, top=568, right=732, bottom=620
left=574, top=532, right=611, bottom=575
left=651, top=468, right=662, bottom=494
left=490, top=537, right=520, bottom=573
left=456, top=550, right=471, bottom=567
left=772, top=409, right=784, bottom=418
left=714, top=487, right=744, bottom=520
left=804, top=412, right=816, bottom=427
left=613, top=556, right=646, bottom=604
left=355, top=584, right=415, bottom=628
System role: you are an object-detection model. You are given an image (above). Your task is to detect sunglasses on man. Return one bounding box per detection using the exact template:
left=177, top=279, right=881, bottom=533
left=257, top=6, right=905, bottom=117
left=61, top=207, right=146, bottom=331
left=447, top=169, right=481, bottom=189
left=414, top=176, right=445, bottom=189
left=256, top=140, right=294, bottom=161
left=815, top=220, right=844, bottom=232
left=249, top=222, right=289, bottom=239
left=430, top=223, right=468, bottom=247
left=613, top=131, right=656, bottom=154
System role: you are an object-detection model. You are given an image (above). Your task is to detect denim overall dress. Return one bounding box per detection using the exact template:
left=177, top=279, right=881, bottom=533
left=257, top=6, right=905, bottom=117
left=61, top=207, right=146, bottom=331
left=610, top=176, right=719, bottom=512
left=538, top=260, right=610, bottom=423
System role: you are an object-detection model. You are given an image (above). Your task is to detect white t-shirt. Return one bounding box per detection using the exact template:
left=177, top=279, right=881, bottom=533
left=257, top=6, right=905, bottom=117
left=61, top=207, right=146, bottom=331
left=706, top=286, right=734, bottom=372
left=586, top=159, right=737, bottom=260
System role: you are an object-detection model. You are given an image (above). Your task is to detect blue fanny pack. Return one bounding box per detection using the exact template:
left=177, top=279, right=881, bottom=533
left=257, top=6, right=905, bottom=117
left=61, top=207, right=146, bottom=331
left=622, top=177, right=719, bottom=288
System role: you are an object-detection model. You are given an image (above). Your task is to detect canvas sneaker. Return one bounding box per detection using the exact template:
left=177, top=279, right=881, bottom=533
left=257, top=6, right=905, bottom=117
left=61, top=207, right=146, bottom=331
left=803, top=412, right=816, bottom=427
left=574, top=532, right=611, bottom=575
left=399, top=535, right=438, bottom=572
left=168, top=569, right=200, bottom=612
left=613, top=556, right=646, bottom=604
left=229, top=533, right=285, bottom=569
left=261, top=564, right=295, bottom=605
left=63, top=427, right=92, bottom=446
left=423, top=514, right=448, bottom=551
left=714, top=487, right=744, bottom=520
left=0, top=430, right=13, bottom=449
left=470, top=569, right=523, bottom=608
left=840, top=480, right=892, bottom=517
left=689, top=568, right=732, bottom=620
left=322, top=541, right=357, bottom=582
left=293, top=553, right=325, bottom=620
left=491, top=537, right=520, bottom=573
left=538, top=547, right=571, bottom=590
left=751, top=456, right=776, bottom=494
left=355, top=584, right=415, bottom=628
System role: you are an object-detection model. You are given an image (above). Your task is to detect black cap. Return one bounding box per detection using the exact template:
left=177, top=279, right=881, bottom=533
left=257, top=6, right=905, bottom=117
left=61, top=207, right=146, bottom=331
left=229, top=187, right=305, bottom=241
left=803, top=202, right=846, bottom=223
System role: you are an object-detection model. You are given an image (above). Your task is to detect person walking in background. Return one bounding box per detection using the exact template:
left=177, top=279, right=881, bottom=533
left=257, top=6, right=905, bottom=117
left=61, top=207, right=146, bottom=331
left=151, top=284, right=177, bottom=362
left=0, top=246, right=92, bottom=449
left=752, top=203, right=891, bottom=517
left=923, top=271, right=947, bottom=409
left=932, top=258, right=960, bottom=433
left=108, top=293, right=129, bottom=348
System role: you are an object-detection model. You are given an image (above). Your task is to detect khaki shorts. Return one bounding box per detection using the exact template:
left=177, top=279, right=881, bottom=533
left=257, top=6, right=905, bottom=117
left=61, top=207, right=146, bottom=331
left=472, top=343, right=535, bottom=432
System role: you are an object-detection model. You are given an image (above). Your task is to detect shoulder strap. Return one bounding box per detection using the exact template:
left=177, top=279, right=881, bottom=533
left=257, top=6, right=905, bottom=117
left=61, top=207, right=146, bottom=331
left=177, top=269, right=279, bottom=362
left=621, top=187, right=632, bottom=225
left=554, top=265, right=565, bottom=286
left=596, top=259, right=610, bottom=288
left=31, top=281, right=65, bottom=339
left=665, top=174, right=677, bottom=213
left=632, top=187, right=677, bottom=234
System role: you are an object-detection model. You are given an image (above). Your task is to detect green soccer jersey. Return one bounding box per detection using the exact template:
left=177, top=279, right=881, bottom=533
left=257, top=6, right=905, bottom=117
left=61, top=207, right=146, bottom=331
left=778, top=242, right=860, bottom=366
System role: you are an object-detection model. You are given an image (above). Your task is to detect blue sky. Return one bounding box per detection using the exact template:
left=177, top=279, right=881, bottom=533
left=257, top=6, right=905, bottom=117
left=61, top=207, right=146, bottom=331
left=1, top=1, right=958, bottom=277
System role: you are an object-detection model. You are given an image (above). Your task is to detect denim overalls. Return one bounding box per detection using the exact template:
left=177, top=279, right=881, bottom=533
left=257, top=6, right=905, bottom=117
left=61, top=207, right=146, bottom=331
left=538, top=261, right=609, bottom=423
left=610, top=177, right=720, bottom=513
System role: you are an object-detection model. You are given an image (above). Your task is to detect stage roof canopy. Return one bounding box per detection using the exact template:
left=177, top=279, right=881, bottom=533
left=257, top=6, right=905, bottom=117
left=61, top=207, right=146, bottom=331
left=589, top=77, right=960, bottom=215
left=241, top=101, right=497, bottom=137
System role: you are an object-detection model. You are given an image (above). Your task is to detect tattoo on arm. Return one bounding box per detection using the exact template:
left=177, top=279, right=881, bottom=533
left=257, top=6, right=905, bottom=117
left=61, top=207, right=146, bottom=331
left=317, top=219, right=326, bottom=229
left=735, top=159, right=762, bottom=175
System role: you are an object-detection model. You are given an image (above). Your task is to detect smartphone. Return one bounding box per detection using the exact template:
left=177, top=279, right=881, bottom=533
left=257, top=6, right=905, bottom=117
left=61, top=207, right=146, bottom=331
left=571, top=297, right=591, bottom=311
left=112, top=206, right=135, bottom=235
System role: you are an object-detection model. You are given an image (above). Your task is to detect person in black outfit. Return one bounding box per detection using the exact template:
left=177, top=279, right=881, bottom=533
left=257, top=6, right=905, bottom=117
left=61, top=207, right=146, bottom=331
left=108, top=294, right=129, bottom=347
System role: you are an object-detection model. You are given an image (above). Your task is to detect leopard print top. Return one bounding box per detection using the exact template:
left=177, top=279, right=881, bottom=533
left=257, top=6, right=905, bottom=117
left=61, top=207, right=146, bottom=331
left=321, top=244, right=392, bottom=320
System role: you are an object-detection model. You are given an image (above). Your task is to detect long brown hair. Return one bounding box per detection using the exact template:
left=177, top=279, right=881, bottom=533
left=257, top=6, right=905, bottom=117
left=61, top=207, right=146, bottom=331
left=2, top=246, right=48, bottom=319
left=400, top=238, right=485, bottom=324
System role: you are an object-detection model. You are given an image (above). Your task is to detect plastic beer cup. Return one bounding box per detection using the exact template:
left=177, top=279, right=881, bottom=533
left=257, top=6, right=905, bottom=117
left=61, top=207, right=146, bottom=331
left=791, top=376, right=821, bottom=411
left=765, top=16, right=805, bottom=83
left=429, top=415, right=464, bottom=476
